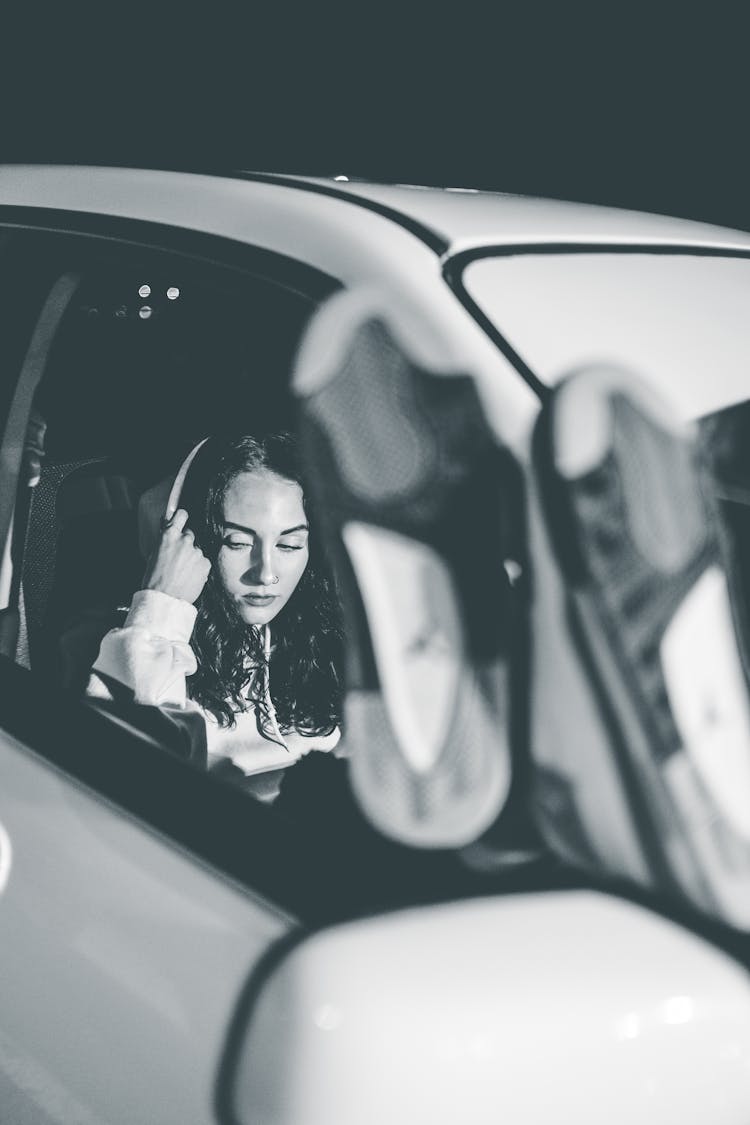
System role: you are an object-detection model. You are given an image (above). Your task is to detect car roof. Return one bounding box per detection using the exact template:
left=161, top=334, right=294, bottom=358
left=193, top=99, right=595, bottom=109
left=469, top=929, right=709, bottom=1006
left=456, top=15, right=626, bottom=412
left=247, top=173, right=750, bottom=255
left=3, top=165, right=750, bottom=259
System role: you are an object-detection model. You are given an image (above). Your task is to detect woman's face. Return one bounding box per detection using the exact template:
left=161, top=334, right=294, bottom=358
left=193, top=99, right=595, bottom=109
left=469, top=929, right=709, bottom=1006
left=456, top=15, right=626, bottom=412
left=216, top=468, right=310, bottom=626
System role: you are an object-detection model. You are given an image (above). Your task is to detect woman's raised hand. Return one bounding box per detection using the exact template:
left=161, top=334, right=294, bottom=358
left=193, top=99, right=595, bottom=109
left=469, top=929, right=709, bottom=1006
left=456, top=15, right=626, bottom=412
left=143, top=509, right=211, bottom=605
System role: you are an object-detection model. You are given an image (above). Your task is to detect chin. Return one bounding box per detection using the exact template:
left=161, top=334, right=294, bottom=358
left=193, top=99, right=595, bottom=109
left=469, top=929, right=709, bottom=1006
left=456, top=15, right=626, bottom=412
left=237, top=600, right=283, bottom=627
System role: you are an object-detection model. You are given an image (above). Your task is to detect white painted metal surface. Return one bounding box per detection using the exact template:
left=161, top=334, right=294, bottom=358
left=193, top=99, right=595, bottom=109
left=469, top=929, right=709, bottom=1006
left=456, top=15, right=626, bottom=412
left=294, top=175, right=750, bottom=253
left=234, top=891, right=750, bottom=1125
left=0, top=733, right=291, bottom=1124
left=3, top=166, right=750, bottom=265
left=0, top=166, right=440, bottom=286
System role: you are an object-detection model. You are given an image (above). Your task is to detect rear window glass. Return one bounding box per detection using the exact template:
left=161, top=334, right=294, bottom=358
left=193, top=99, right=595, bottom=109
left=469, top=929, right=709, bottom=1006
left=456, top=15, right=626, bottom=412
left=462, top=252, right=750, bottom=419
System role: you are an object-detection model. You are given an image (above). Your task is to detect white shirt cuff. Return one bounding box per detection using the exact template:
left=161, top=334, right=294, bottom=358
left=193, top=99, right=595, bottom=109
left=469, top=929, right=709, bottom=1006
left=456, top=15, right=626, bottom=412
left=126, top=589, right=198, bottom=644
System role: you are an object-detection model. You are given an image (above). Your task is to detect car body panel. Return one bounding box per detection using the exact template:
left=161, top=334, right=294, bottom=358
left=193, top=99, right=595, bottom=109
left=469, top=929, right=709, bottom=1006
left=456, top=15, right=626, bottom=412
left=0, top=165, right=442, bottom=285
left=279, top=174, right=750, bottom=255
left=0, top=730, right=290, bottom=1123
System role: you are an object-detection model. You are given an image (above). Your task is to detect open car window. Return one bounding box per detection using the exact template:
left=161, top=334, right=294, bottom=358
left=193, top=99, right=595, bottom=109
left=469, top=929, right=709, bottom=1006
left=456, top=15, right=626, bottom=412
left=22, top=243, right=322, bottom=687
left=0, top=234, right=317, bottom=708
left=0, top=225, right=355, bottom=920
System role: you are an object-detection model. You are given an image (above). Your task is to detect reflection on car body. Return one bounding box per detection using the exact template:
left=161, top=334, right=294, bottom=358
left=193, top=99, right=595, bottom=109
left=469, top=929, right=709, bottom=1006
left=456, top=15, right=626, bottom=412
left=1, top=166, right=750, bottom=1123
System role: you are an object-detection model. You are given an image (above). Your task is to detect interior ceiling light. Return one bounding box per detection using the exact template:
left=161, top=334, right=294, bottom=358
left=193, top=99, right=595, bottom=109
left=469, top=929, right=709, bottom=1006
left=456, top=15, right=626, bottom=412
left=138, top=284, right=151, bottom=298
left=166, top=287, right=180, bottom=300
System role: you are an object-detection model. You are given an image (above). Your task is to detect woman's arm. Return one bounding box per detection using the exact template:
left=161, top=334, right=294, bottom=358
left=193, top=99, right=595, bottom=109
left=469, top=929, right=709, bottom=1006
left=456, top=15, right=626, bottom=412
left=88, top=507, right=210, bottom=707
left=88, top=589, right=198, bottom=706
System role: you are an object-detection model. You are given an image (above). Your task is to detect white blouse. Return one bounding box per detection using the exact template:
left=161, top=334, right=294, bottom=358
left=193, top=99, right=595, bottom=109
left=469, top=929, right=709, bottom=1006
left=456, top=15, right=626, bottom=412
left=89, top=588, right=341, bottom=776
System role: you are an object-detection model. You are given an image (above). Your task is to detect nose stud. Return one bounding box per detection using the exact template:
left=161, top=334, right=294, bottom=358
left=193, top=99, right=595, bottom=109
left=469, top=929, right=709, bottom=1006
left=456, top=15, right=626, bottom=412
left=269, top=574, right=280, bottom=585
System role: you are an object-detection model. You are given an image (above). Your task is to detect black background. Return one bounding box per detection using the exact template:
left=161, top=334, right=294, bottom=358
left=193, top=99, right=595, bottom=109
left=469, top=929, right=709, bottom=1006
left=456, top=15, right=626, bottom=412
left=1, top=4, right=749, bottom=232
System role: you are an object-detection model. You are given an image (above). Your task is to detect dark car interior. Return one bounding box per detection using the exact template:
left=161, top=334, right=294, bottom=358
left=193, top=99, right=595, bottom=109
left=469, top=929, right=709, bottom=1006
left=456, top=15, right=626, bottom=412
left=24, top=251, right=316, bottom=689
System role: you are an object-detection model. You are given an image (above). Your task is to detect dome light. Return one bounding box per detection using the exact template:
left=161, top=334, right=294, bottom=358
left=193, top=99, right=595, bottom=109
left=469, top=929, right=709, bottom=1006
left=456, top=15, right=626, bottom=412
left=166, top=286, right=180, bottom=300
left=138, top=305, right=153, bottom=320
left=138, top=284, right=151, bottom=298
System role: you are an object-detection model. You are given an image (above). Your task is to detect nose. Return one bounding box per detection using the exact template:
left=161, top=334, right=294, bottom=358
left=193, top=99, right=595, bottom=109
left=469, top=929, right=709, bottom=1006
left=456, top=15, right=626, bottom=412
left=244, top=541, right=277, bottom=587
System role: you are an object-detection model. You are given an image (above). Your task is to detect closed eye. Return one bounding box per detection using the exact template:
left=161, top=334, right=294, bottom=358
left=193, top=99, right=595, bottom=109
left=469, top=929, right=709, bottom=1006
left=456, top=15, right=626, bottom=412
left=223, top=537, right=253, bottom=550
left=278, top=542, right=305, bottom=552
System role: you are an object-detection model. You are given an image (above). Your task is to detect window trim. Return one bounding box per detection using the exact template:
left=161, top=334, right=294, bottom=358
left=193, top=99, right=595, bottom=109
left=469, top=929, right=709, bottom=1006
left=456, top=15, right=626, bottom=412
left=0, top=205, right=341, bottom=304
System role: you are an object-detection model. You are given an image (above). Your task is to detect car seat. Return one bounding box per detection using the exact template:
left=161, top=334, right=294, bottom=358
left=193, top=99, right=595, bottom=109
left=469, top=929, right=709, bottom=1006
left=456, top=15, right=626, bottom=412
left=529, top=366, right=750, bottom=931
left=19, top=456, right=144, bottom=689
left=699, top=399, right=750, bottom=667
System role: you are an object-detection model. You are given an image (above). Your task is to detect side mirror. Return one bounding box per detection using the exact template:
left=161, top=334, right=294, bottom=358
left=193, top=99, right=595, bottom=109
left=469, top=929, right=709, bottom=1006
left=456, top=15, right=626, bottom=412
left=223, top=890, right=750, bottom=1124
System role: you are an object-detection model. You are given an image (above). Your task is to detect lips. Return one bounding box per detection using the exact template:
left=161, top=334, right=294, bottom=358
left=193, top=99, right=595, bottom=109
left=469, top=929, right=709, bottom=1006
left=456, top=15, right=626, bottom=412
left=242, top=594, right=278, bottom=606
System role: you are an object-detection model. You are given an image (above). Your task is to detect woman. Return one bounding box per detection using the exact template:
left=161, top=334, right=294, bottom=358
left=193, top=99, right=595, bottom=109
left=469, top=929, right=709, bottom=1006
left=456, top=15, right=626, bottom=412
left=89, top=433, right=344, bottom=797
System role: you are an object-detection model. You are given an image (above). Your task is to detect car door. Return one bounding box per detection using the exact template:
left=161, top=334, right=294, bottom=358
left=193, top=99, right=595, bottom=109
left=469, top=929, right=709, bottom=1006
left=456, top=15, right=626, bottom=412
left=0, top=679, right=292, bottom=1125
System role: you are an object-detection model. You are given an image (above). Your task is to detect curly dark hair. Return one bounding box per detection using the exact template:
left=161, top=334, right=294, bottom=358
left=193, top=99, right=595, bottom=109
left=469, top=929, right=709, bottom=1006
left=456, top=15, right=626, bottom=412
left=176, top=432, right=344, bottom=735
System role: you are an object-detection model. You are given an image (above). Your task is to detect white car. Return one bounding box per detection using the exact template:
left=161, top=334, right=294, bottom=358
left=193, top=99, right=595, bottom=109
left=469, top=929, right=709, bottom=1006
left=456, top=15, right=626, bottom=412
left=0, top=165, right=749, bottom=1125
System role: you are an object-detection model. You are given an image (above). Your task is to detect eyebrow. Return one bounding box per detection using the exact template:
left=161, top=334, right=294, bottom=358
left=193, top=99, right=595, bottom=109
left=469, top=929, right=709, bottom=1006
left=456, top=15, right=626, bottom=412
left=223, top=521, right=309, bottom=536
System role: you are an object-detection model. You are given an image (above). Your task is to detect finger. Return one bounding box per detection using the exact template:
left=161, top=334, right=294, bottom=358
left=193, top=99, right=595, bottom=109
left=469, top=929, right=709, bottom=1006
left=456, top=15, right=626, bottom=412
left=167, top=508, right=189, bottom=534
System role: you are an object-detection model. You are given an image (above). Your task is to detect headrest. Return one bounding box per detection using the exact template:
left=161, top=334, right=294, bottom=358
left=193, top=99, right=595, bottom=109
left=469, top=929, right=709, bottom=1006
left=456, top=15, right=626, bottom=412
left=137, top=437, right=212, bottom=560
left=60, top=472, right=138, bottom=520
